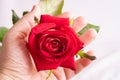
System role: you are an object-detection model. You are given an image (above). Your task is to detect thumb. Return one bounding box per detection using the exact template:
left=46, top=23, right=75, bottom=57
left=5, top=5, right=41, bottom=41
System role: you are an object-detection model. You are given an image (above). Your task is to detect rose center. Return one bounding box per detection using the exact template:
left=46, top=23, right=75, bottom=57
left=47, top=38, right=61, bottom=52
left=42, top=37, right=65, bottom=53
left=51, top=40, right=60, bottom=48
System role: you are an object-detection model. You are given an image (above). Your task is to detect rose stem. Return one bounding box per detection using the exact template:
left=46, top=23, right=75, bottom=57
left=46, top=70, right=53, bottom=80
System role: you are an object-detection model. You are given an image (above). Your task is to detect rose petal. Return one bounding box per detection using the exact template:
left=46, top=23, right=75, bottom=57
left=40, top=15, right=69, bottom=27
left=60, top=57, right=76, bottom=70
left=32, top=23, right=56, bottom=34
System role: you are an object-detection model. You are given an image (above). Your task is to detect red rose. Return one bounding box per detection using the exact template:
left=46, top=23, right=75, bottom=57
left=27, top=15, right=84, bottom=71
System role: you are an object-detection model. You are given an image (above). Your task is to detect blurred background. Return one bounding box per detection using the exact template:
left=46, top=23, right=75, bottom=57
left=0, top=0, right=120, bottom=80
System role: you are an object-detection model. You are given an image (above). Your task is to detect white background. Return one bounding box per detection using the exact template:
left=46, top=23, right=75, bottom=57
left=0, top=0, right=120, bottom=80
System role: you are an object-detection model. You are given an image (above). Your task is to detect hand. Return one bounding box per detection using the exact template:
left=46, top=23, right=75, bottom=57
left=0, top=5, right=97, bottom=80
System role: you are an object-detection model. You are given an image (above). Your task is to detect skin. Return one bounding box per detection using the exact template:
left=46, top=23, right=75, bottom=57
left=0, top=5, right=97, bottom=80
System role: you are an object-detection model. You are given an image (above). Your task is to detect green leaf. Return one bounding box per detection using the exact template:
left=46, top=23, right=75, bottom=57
left=23, top=11, right=29, bottom=16
left=12, top=10, right=20, bottom=24
left=77, top=23, right=100, bottom=36
left=77, top=50, right=96, bottom=60
left=0, top=27, right=8, bottom=42
left=39, top=0, right=64, bottom=16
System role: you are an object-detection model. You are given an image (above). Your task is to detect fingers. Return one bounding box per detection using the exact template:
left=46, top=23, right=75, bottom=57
left=58, top=12, right=71, bottom=18
left=71, top=16, right=97, bottom=47
left=59, top=13, right=87, bottom=33
left=59, top=13, right=97, bottom=47
left=52, top=67, right=66, bottom=80
left=71, top=16, right=87, bottom=33
left=79, top=29, right=97, bottom=47
left=64, top=51, right=95, bottom=79
left=75, top=51, right=94, bottom=74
